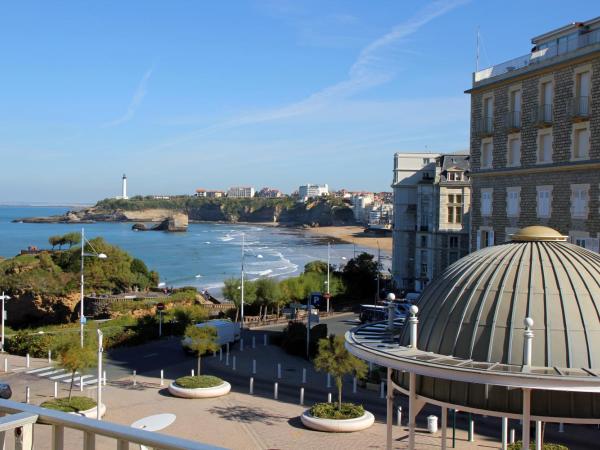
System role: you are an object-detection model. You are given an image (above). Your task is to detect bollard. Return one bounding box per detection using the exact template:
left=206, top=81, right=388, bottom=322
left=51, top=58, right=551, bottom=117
left=103, top=370, right=107, bottom=386
left=26, top=353, right=30, bottom=368
left=226, top=353, right=229, bottom=366
left=263, top=334, right=267, bottom=346
left=369, top=361, right=373, bottom=373
left=252, top=359, right=256, bottom=375
left=219, top=348, right=223, bottom=361
left=240, top=339, right=244, bottom=352
left=509, top=429, right=515, bottom=444
left=80, top=375, right=84, bottom=391
left=274, top=382, right=278, bottom=400
left=54, top=381, right=58, bottom=398
left=352, top=376, right=357, bottom=393
left=380, top=381, right=385, bottom=399
left=468, top=414, right=474, bottom=442
left=232, top=356, right=236, bottom=371
left=397, top=406, right=402, bottom=426
left=3, top=358, right=7, bottom=372
left=558, top=423, right=564, bottom=433
left=226, top=343, right=230, bottom=355
left=191, top=369, right=195, bottom=377
left=48, top=350, right=52, bottom=363
left=160, top=369, right=164, bottom=386
left=302, top=368, right=306, bottom=384
left=249, top=377, right=254, bottom=395
left=300, top=387, right=305, bottom=405
left=133, top=370, right=137, bottom=386
left=277, top=363, right=281, bottom=379
left=326, top=373, right=331, bottom=388
left=252, top=336, right=256, bottom=349
left=327, top=392, right=332, bottom=403
left=26, top=386, right=30, bottom=404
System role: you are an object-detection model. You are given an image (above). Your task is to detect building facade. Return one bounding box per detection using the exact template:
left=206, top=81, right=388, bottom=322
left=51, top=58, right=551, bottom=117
left=468, top=17, right=600, bottom=251
left=392, top=152, right=471, bottom=292
left=227, top=186, right=255, bottom=198
left=256, top=187, right=283, bottom=198
left=298, top=183, right=329, bottom=201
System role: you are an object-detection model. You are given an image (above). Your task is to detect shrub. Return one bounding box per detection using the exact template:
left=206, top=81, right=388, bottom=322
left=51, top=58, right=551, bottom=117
left=6, top=330, right=52, bottom=357
left=508, top=442, right=568, bottom=450
left=309, top=402, right=364, bottom=420
left=41, top=396, right=96, bottom=413
left=174, top=375, right=223, bottom=389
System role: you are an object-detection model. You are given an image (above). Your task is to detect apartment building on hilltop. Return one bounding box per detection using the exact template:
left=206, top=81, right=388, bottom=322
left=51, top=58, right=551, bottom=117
left=227, top=186, right=255, bottom=198
left=391, top=152, right=471, bottom=292
left=468, top=17, right=600, bottom=251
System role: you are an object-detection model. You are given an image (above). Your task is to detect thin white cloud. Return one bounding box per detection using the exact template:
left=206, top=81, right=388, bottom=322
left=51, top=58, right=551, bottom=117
left=103, top=67, right=153, bottom=127
left=158, top=0, right=468, bottom=148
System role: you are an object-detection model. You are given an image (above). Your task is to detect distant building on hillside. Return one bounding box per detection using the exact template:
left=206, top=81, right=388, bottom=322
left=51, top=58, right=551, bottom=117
left=256, top=187, right=283, bottom=198
left=351, top=193, right=374, bottom=223
left=194, top=189, right=225, bottom=198
left=227, top=186, right=255, bottom=198
left=391, top=152, right=471, bottom=292
left=298, top=184, right=328, bottom=201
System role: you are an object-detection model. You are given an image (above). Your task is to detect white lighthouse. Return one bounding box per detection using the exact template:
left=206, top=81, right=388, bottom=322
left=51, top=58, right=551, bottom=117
left=122, top=174, right=128, bottom=200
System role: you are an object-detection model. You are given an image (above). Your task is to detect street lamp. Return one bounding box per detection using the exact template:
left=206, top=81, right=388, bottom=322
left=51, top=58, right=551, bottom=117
left=240, top=233, right=245, bottom=329
left=80, top=228, right=108, bottom=347
left=96, top=329, right=103, bottom=420
left=0, top=292, right=10, bottom=352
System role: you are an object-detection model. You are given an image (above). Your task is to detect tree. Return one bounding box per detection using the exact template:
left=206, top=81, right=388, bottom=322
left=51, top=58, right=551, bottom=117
left=255, top=278, right=280, bottom=319
left=62, top=232, right=81, bottom=249
left=48, top=235, right=62, bottom=250
left=314, top=335, right=367, bottom=410
left=342, top=252, right=379, bottom=299
left=304, top=260, right=329, bottom=275
left=223, top=277, right=256, bottom=322
left=54, top=334, right=97, bottom=400
left=184, top=324, right=220, bottom=376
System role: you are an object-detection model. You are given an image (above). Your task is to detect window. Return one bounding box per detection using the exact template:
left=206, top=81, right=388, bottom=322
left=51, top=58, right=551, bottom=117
left=571, top=184, right=589, bottom=219
left=510, top=88, right=522, bottom=113
left=506, top=188, right=521, bottom=218
left=483, top=96, right=493, bottom=122
left=420, top=235, right=427, bottom=248
left=538, top=79, right=553, bottom=123
left=536, top=186, right=552, bottom=218
left=507, top=136, right=521, bottom=167
left=422, top=158, right=431, bottom=165
left=449, top=236, right=459, bottom=248
left=576, top=70, right=591, bottom=98
left=574, top=69, right=591, bottom=117
left=447, top=193, right=463, bottom=224
left=448, top=171, right=462, bottom=181
left=481, top=189, right=493, bottom=217
left=477, top=228, right=494, bottom=249
left=420, top=250, right=428, bottom=277
left=572, top=124, right=590, bottom=160
left=537, top=130, right=553, bottom=163
left=481, top=140, right=493, bottom=168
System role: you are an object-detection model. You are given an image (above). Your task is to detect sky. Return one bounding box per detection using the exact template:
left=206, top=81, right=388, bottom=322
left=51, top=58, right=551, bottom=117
left=1, top=1, right=598, bottom=203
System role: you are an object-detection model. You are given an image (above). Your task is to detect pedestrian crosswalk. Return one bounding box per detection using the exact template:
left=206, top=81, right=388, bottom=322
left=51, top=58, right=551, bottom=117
left=25, top=366, right=98, bottom=387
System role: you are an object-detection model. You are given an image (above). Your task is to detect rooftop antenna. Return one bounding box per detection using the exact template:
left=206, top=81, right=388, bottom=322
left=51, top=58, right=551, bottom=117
left=476, top=26, right=480, bottom=72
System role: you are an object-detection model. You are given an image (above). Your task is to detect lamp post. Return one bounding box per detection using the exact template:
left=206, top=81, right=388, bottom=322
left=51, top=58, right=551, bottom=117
left=240, top=233, right=245, bottom=329
left=80, top=228, right=108, bottom=347
left=326, top=242, right=330, bottom=313
left=97, top=329, right=103, bottom=420
left=0, top=292, right=10, bottom=352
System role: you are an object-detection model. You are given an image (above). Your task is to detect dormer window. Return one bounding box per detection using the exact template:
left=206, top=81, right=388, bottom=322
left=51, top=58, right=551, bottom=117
left=448, top=171, right=463, bottom=181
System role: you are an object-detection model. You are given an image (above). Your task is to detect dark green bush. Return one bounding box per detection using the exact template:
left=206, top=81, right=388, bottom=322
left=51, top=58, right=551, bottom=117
left=6, top=330, right=52, bottom=357
left=309, top=402, right=364, bottom=420
left=280, top=322, right=328, bottom=359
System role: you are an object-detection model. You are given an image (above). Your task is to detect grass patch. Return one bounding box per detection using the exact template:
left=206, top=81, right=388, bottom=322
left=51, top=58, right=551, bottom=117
left=41, top=396, right=97, bottom=413
left=174, top=375, right=223, bottom=389
left=309, top=402, right=365, bottom=420
left=508, top=442, right=568, bottom=450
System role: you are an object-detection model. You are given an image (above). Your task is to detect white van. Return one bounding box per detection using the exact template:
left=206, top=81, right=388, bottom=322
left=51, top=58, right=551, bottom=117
left=181, top=319, right=241, bottom=351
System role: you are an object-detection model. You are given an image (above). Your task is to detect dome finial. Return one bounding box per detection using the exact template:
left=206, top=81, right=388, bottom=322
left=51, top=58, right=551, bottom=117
left=511, top=226, right=567, bottom=242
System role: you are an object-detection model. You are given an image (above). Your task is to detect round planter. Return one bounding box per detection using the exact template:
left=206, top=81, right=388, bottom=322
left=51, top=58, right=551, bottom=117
left=168, top=381, right=231, bottom=399
left=70, top=403, right=106, bottom=419
left=300, top=410, right=374, bottom=433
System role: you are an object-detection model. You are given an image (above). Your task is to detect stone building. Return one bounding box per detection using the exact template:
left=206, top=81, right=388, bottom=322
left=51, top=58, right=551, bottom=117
left=467, top=17, right=600, bottom=251
left=391, top=152, right=470, bottom=292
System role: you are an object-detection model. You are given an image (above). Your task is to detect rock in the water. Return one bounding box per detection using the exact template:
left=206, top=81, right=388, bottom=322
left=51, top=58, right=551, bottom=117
left=131, top=213, right=188, bottom=232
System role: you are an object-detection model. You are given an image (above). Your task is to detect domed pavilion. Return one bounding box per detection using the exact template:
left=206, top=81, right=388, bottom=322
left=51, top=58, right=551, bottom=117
left=345, top=226, right=600, bottom=449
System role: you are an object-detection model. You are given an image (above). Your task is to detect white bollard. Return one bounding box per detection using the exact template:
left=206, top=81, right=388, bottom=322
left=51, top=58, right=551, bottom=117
left=327, top=392, right=332, bottom=403
left=3, top=358, right=7, bottom=372
left=300, top=387, right=304, bottom=405
left=427, top=415, right=438, bottom=434
left=509, top=429, right=515, bottom=444
left=558, top=422, right=564, bottom=433
left=277, top=363, right=281, bottom=379
left=353, top=376, right=357, bottom=393
left=54, top=381, right=58, bottom=398
left=274, top=382, right=278, bottom=400
left=397, top=406, right=402, bottom=426
left=48, top=350, right=52, bottom=363
left=219, top=348, right=223, bottom=361
left=240, top=339, right=244, bottom=352
left=103, top=370, right=107, bottom=386
left=80, top=375, right=84, bottom=391
left=226, top=343, right=230, bottom=355
left=252, top=359, right=256, bottom=374
left=263, top=334, right=267, bottom=346
left=249, top=377, right=254, bottom=395
left=226, top=353, right=229, bottom=366
left=326, top=373, right=331, bottom=388
left=252, top=336, right=256, bottom=349
left=380, top=381, right=385, bottom=399
left=469, top=416, right=474, bottom=442
left=302, top=368, right=306, bottom=384
left=133, top=370, right=137, bottom=386
left=191, top=369, right=195, bottom=377
left=160, top=370, right=164, bottom=386
left=232, top=356, right=236, bottom=371
left=26, top=353, right=30, bottom=368
left=26, top=386, right=30, bottom=404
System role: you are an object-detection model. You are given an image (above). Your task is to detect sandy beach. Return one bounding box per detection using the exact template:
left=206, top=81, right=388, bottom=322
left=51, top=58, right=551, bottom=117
left=302, top=225, right=392, bottom=253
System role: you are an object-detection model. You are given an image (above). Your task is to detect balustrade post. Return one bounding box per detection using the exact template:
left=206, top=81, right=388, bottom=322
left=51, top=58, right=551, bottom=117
left=51, top=425, right=64, bottom=450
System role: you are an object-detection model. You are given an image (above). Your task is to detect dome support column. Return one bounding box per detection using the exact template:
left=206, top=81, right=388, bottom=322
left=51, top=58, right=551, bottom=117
left=386, top=367, right=393, bottom=450
left=408, top=372, right=425, bottom=450
left=522, top=388, right=531, bottom=449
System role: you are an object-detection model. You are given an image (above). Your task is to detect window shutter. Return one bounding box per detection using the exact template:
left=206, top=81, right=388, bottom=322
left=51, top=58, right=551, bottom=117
left=488, top=230, right=495, bottom=247
left=476, top=232, right=481, bottom=250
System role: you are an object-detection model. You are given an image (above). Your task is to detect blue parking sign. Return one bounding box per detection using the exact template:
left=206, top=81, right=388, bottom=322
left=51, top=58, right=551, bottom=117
left=310, top=292, right=322, bottom=307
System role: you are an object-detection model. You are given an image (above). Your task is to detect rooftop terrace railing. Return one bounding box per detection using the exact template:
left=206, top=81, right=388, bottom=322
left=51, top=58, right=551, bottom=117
left=0, top=399, right=223, bottom=450
left=474, top=28, right=600, bottom=83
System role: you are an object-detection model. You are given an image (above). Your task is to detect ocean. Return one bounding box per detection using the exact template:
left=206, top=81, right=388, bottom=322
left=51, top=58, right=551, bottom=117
left=0, top=206, right=390, bottom=297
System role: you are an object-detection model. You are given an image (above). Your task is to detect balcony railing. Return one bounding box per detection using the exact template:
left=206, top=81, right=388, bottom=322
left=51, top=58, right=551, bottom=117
left=569, top=96, right=591, bottom=120
left=475, top=117, right=494, bottom=137
left=505, top=110, right=522, bottom=131
left=533, top=104, right=553, bottom=126
left=0, top=399, right=221, bottom=450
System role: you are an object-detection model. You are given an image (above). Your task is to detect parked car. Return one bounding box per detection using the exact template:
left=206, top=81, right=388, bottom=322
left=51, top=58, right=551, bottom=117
left=181, top=319, right=241, bottom=352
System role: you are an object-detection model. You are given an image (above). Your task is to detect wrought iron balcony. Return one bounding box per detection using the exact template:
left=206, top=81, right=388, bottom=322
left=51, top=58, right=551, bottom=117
left=505, top=110, right=522, bottom=131
left=569, top=96, right=591, bottom=121
left=533, top=104, right=553, bottom=127
left=475, top=117, right=494, bottom=137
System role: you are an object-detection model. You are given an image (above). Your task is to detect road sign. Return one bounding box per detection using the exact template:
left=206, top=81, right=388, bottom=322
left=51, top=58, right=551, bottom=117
left=310, top=292, right=322, bottom=307
left=80, top=316, right=87, bottom=324
left=156, top=303, right=165, bottom=311
left=323, top=293, right=331, bottom=300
